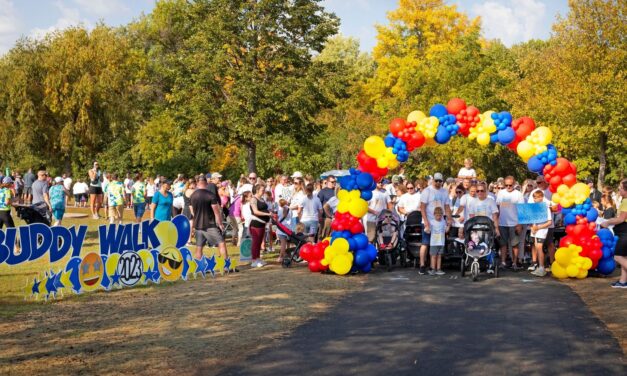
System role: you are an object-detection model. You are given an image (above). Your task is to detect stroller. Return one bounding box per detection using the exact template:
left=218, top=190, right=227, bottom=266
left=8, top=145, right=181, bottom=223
left=271, top=216, right=307, bottom=267
left=460, top=216, right=499, bottom=281
left=15, top=203, right=51, bottom=226
left=403, top=211, right=423, bottom=268
left=375, top=209, right=406, bottom=271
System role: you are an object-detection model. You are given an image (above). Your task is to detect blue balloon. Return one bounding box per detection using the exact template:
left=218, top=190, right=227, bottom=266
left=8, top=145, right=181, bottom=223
left=527, top=156, right=545, bottom=174
left=360, top=262, right=372, bottom=273
left=429, top=103, right=448, bottom=118
left=347, top=237, right=357, bottom=251
left=354, top=250, right=369, bottom=267
left=602, top=247, right=613, bottom=259
left=490, top=133, right=499, bottom=144
left=586, top=209, right=598, bottom=222
left=353, top=233, right=369, bottom=250
left=172, top=215, right=191, bottom=248
left=564, top=212, right=577, bottom=225
left=365, top=244, right=377, bottom=261
left=597, top=228, right=613, bottom=241
left=498, top=127, right=516, bottom=144
left=435, top=126, right=451, bottom=144
left=384, top=133, right=395, bottom=147
left=360, top=190, right=373, bottom=201
left=356, top=172, right=374, bottom=190
left=596, top=258, right=616, bottom=275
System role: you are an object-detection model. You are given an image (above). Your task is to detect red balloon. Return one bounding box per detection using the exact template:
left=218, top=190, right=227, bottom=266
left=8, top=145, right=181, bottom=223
left=350, top=221, right=365, bottom=234
left=456, top=105, right=480, bottom=137
left=300, top=243, right=313, bottom=262
left=508, top=117, right=536, bottom=150
left=560, top=235, right=576, bottom=247
left=562, top=174, right=577, bottom=187
left=389, top=118, right=406, bottom=136
left=406, top=131, right=425, bottom=150
left=312, top=243, right=326, bottom=261
left=308, top=259, right=321, bottom=272
left=446, top=98, right=467, bottom=115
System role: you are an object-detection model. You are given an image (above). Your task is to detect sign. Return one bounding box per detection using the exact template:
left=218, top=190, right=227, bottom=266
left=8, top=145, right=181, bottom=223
left=516, top=202, right=549, bottom=225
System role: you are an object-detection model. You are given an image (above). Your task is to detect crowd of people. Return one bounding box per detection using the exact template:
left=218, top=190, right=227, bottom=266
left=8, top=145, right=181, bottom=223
left=0, top=158, right=625, bottom=286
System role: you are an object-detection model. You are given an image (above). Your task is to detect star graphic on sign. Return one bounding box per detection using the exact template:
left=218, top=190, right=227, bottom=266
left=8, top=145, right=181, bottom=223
left=45, top=270, right=58, bottom=299
left=149, top=266, right=161, bottom=284
left=143, top=268, right=155, bottom=284
left=31, top=278, right=41, bottom=295
left=224, top=257, right=231, bottom=274
left=52, top=270, right=65, bottom=290
left=229, top=257, right=238, bottom=272
left=214, top=255, right=225, bottom=276
left=195, top=257, right=207, bottom=278
left=111, top=271, right=121, bottom=286
left=206, top=255, right=217, bottom=277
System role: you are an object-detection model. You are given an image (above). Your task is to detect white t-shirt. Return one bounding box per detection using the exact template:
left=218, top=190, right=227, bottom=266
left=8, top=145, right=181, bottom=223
left=385, top=184, right=396, bottom=197
left=458, top=167, right=477, bottom=178
left=367, top=189, right=390, bottom=222
left=496, top=189, right=524, bottom=226
left=300, top=195, right=322, bottom=222
left=396, top=192, right=421, bottom=218
left=430, top=219, right=447, bottom=246
left=326, top=196, right=339, bottom=214
left=528, top=188, right=555, bottom=228
left=72, top=182, right=88, bottom=194
left=242, top=203, right=252, bottom=227
left=274, top=183, right=294, bottom=203
left=420, top=186, right=451, bottom=224
left=530, top=198, right=552, bottom=239
left=63, top=177, right=73, bottom=191
left=467, top=197, right=499, bottom=220
left=124, top=178, right=133, bottom=194
left=146, top=183, right=156, bottom=197
left=290, top=190, right=305, bottom=218
left=451, top=195, right=464, bottom=228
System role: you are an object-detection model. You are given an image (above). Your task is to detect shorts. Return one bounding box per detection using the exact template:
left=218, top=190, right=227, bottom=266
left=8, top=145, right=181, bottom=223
left=532, top=236, right=546, bottom=244
left=195, top=228, right=224, bottom=247
left=613, top=223, right=627, bottom=257
left=421, top=227, right=431, bottom=245
left=430, top=245, right=444, bottom=255
left=543, top=228, right=555, bottom=247
left=89, top=186, right=103, bottom=195
left=145, top=196, right=153, bottom=206
left=499, top=226, right=520, bottom=248
left=134, top=203, right=146, bottom=219
left=16, top=188, right=23, bottom=197
left=24, top=187, right=32, bottom=196
left=109, top=205, right=122, bottom=220
left=0, top=210, right=15, bottom=228
left=52, top=208, right=65, bottom=221
left=302, top=220, right=319, bottom=236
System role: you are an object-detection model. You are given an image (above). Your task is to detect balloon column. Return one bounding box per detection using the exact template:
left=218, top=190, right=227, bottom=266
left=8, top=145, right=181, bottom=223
left=303, top=98, right=614, bottom=278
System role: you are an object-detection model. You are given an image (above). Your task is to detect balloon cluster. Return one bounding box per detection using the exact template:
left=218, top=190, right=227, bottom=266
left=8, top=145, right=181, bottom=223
left=516, top=126, right=552, bottom=162
left=321, top=238, right=354, bottom=275
left=508, top=117, right=535, bottom=150
left=552, top=182, right=590, bottom=209
left=336, top=190, right=369, bottom=218
left=388, top=118, right=425, bottom=152
left=300, top=240, right=330, bottom=272
left=489, top=111, right=516, bottom=145
left=363, top=136, right=399, bottom=169
left=551, top=244, right=593, bottom=279
left=416, top=116, right=439, bottom=140
left=468, top=111, right=497, bottom=146
left=385, top=133, right=410, bottom=162
left=338, top=168, right=376, bottom=200
left=562, top=198, right=598, bottom=225
left=527, top=144, right=558, bottom=174
left=356, top=150, right=388, bottom=182
left=558, top=217, right=605, bottom=273
left=447, top=99, right=479, bottom=137
left=429, top=104, right=459, bottom=144
left=596, top=229, right=617, bottom=275
left=543, top=158, right=578, bottom=193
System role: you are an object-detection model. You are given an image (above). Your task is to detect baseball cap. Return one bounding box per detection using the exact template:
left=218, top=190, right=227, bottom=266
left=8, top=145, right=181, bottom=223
left=54, top=176, right=63, bottom=183
left=433, top=173, right=444, bottom=181
left=211, top=172, right=222, bottom=179
left=291, top=171, right=303, bottom=178
left=381, top=178, right=390, bottom=184
left=2, top=177, right=13, bottom=184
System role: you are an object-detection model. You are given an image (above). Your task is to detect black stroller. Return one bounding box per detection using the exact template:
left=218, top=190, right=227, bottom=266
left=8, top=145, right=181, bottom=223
left=15, top=203, right=51, bottom=226
left=272, top=216, right=307, bottom=267
left=403, top=211, right=423, bottom=268
left=375, top=209, right=406, bottom=271
left=460, top=216, right=499, bottom=281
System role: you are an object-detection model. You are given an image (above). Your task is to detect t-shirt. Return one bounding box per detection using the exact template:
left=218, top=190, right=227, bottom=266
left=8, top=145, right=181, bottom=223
left=620, top=199, right=627, bottom=223
left=146, top=183, right=156, bottom=197
left=274, top=183, right=293, bottom=203
left=467, top=197, right=499, bottom=220
left=0, top=187, right=12, bottom=211
left=173, top=181, right=186, bottom=197
left=31, top=180, right=49, bottom=205
left=396, top=192, right=421, bottom=217
left=152, top=191, right=173, bottom=221
left=367, top=189, right=391, bottom=222
left=531, top=198, right=552, bottom=239
left=132, top=182, right=146, bottom=204
left=49, top=185, right=66, bottom=210
left=63, top=177, right=73, bottom=191
left=326, top=196, right=339, bottom=214
left=420, top=186, right=451, bottom=225
left=458, top=167, right=477, bottom=178
left=385, top=184, right=396, bottom=197
left=290, top=191, right=306, bottom=218
left=190, top=188, right=220, bottom=230
left=124, top=178, right=133, bottom=194
left=23, top=172, right=35, bottom=188
left=317, top=187, right=335, bottom=214
left=430, top=219, right=446, bottom=246
left=107, top=181, right=125, bottom=207
left=73, top=182, right=88, bottom=194
left=496, top=189, right=524, bottom=226
left=300, top=195, right=322, bottom=222
left=242, top=203, right=252, bottom=227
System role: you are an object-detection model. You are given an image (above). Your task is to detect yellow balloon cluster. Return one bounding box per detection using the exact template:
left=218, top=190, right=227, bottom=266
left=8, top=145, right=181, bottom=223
left=551, top=244, right=592, bottom=279
left=468, top=111, right=496, bottom=146
left=416, top=116, right=438, bottom=139
left=320, top=238, right=354, bottom=275
left=516, top=126, right=552, bottom=162
left=362, top=136, right=399, bottom=169
left=552, top=183, right=590, bottom=208
left=337, top=190, right=369, bottom=218
left=407, top=110, right=426, bottom=124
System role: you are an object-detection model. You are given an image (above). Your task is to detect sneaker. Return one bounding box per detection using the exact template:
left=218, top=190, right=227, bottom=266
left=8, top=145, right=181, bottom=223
left=500, top=263, right=508, bottom=269
left=531, top=268, right=547, bottom=277
left=250, top=260, right=259, bottom=268
left=512, top=264, right=521, bottom=271
left=435, top=270, right=445, bottom=276
left=610, top=281, right=627, bottom=288
left=527, top=263, right=538, bottom=271
left=418, top=266, right=426, bottom=275
left=428, top=268, right=436, bottom=275
left=257, top=259, right=267, bottom=267
left=486, top=268, right=495, bottom=275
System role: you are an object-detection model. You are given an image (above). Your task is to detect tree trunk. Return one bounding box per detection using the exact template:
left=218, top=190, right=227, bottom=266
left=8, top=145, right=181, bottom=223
left=246, top=141, right=257, bottom=174
left=597, top=132, right=607, bottom=190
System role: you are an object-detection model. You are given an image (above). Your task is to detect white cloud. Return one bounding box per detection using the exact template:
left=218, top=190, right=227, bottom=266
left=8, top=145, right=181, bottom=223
left=72, top=0, right=130, bottom=17
left=29, top=1, right=91, bottom=40
left=0, top=0, right=21, bottom=54
left=472, top=0, right=546, bottom=46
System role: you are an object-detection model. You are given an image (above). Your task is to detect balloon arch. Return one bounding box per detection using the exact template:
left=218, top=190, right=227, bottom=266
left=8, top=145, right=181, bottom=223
left=299, top=98, right=617, bottom=279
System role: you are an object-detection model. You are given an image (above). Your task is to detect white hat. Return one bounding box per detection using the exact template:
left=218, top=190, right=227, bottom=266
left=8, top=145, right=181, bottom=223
left=54, top=176, right=63, bottom=183
left=237, top=183, right=253, bottom=195
left=211, top=172, right=222, bottom=179
left=433, top=173, right=444, bottom=181
left=291, top=171, right=303, bottom=178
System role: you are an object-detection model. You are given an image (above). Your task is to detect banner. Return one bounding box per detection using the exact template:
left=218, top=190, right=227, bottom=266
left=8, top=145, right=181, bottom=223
left=516, top=202, right=549, bottom=225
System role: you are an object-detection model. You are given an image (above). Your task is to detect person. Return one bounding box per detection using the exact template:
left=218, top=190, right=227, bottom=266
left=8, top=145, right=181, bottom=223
left=529, top=176, right=556, bottom=266
left=317, top=176, right=336, bottom=208
left=23, top=168, right=35, bottom=204
left=182, top=178, right=197, bottom=245
left=601, top=194, right=616, bottom=219
left=131, top=173, right=146, bottom=223
left=274, top=174, right=293, bottom=204
left=600, top=179, right=627, bottom=288
left=264, top=190, right=276, bottom=252
left=496, top=176, right=524, bottom=270
left=228, top=190, right=243, bottom=246
left=418, top=173, right=452, bottom=275
left=0, top=177, right=16, bottom=229
left=241, top=191, right=253, bottom=238
left=450, top=184, right=466, bottom=237
left=320, top=188, right=339, bottom=239
left=237, top=172, right=257, bottom=196
left=32, top=170, right=52, bottom=220
left=366, top=180, right=392, bottom=242
left=72, top=178, right=87, bottom=208
left=249, top=184, right=271, bottom=267
left=276, top=198, right=291, bottom=262
left=106, top=174, right=125, bottom=225
left=467, top=182, right=500, bottom=273
left=49, top=177, right=68, bottom=226
left=190, top=176, right=229, bottom=265
left=289, top=179, right=305, bottom=230
left=63, top=173, right=73, bottom=203
left=14, top=174, right=24, bottom=204
left=123, top=173, right=133, bottom=209
left=396, top=181, right=421, bottom=222
left=428, top=207, right=448, bottom=275
left=299, top=183, right=323, bottom=242
left=150, top=179, right=173, bottom=221
left=528, top=190, right=553, bottom=277
left=587, top=177, right=601, bottom=204
left=172, top=174, right=186, bottom=216
left=88, top=161, right=104, bottom=219
left=145, top=178, right=156, bottom=209
left=457, top=158, right=477, bottom=179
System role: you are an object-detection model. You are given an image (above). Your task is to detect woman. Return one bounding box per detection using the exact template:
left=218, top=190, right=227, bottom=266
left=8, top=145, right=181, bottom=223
left=150, top=180, right=173, bottom=221
left=0, top=177, right=16, bottom=229
left=450, top=184, right=465, bottom=237
left=601, top=193, right=616, bottom=219
left=171, top=174, right=186, bottom=216
left=145, top=178, right=156, bottom=209
left=182, top=178, right=196, bottom=245
left=49, top=177, right=68, bottom=226
left=249, top=185, right=271, bottom=267
left=600, top=179, right=627, bottom=288
left=289, top=179, right=305, bottom=230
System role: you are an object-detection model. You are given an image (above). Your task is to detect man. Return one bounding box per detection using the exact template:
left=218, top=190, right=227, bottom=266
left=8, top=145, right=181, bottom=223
left=317, top=176, right=337, bottom=239
left=366, top=180, right=392, bottom=242
left=190, top=176, right=230, bottom=269
left=496, top=176, right=524, bottom=269
left=62, top=173, right=73, bottom=206
left=274, top=174, right=293, bottom=204
left=106, top=174, right=125, bottom=225
left=419, top=172, right=452, bottom=275
left=527, top=175, right=557, bottom=268
left=32, top=170, right=52, bottom=222
left=88, top=161, right=104, bottom=219
left=587, top=177, right=601, bottom=204
left=23, top=168, right=35, bottom=204
left=208, top=172, right=222, bottom=196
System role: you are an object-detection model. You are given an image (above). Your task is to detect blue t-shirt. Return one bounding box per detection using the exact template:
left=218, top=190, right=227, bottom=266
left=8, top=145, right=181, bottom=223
left=152, top=191, right=173, bottom=221
left=49, top=185, right=66, bottom=210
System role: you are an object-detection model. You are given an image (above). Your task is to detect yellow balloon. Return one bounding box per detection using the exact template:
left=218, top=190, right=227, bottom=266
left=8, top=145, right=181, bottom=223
left=407, top=110, right=426, bottom=124
left=324, top=246, right=338, bottom=263
left=477, top=133, right=491, bottom=146
left=517, top=140, right=534, bottom=161
left=551, top=263, right=568, bottom=279
left=580, top=257, right=592, bottom=270
left=348, top=198, right=368, bottom=218
left=557, top=184, right=570, bottom=195
left=555, top=247, right=571, bottom=265
left=387, top=158, right=399, bottom=170
left=566, top=264, right=579, bottom=278
left=364, top=136, right=386, bottom=158
left=576, top=269, right=588, bottom=279
left=138, top=249, right=155, bottom=284
left=376, top=157, right=388, bottom=169
left=320, top=259, right=329, bottom=266
left=154, top=221, right=178, bottom=248
left=105, top=253, right=120, bottom=278
left=348, top=190, right=361, bottom=200
left=332, top=238, right=349, bottom=253
left=330, top=254, right=352, bottom=275
left=535, top=126, right=553, bottom=145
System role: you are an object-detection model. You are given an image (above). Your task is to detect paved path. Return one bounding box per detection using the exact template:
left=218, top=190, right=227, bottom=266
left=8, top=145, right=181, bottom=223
left=222, top=268, right=625, bottom=376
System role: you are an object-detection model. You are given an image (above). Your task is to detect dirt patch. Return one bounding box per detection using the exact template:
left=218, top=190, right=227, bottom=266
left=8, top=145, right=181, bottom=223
left=0, top=264, right=363, bottom=376
left=563, top=275, right=627, bottom=355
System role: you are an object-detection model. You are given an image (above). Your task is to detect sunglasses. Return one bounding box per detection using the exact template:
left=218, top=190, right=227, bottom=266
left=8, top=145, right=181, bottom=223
left=407, top=186, right=415, bottom=189
left=456, top=190, right=463, bottom=194
left=497, top=186, right=504, bottom=189
left=505, top=184, right=513, bottom=188
left=249, top=176, right=257, bottom=180
left=477, top=189, right=486, bottom=192
left=434, top=180, right=443, bottom=183
left=329, top=181, right=337, bottom=184
left=158, top=254, right=182, bottom=269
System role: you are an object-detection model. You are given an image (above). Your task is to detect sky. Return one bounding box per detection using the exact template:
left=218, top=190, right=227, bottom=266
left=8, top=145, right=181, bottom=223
left=0, top=0, right=570, bottom=55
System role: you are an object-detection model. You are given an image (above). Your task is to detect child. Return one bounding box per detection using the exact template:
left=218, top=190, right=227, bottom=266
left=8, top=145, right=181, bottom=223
left=131, top=173, right=146, bottom=223
left=276, top=199, right=291, bottom=262
left=467, top=230, right=489, bottom=255
left=107, top=174, right=125, bottom=225
left=429, top=206, right=448, bottom=275
left=377, top=212, right=398, bottom=251
left=264, top=191, right=276, bottom=253
left=529, top=190, right=553, bottom=277
left=49, top=177, right=67, bottom=226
